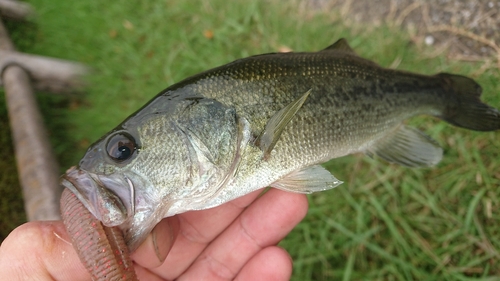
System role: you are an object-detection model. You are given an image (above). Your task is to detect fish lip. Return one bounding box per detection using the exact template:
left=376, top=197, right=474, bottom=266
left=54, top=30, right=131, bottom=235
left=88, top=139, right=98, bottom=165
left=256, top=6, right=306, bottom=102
left=61, top=167, right=99, bottom=220
left=61, top=166, right=134, bottom=228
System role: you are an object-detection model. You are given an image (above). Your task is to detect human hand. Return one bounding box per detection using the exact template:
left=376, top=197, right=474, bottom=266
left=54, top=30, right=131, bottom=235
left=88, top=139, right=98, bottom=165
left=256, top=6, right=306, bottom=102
left=0, top=188, right=308, bottom=280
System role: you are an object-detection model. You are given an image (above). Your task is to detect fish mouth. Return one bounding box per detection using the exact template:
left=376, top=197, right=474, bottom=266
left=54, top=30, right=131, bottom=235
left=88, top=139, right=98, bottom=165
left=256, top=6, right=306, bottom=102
left=61, top=166, right=135, bottom=227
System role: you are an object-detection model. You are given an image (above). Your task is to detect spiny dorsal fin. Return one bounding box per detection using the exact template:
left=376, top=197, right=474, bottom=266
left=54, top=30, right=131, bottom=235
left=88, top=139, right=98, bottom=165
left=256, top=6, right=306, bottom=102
left=364, top=125, right=443, bottom=167
left=270, top=165, right=343, bottom=193
left=322, top=38, right=357, bottom=55
left=258, top=89, right=312, bottom=160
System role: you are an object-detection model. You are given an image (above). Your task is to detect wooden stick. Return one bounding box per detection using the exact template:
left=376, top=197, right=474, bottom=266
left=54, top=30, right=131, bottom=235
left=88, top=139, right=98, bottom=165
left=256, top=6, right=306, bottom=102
left=0, top=50, right=89, bottom=94
left=0, top=0, right=34, bottom=20
left=1, top=17, right=62, bottom=221
left=3, top=65, right=63, bottom=221
left=0, top=11, right=13, bottom=51
left=0, top=2, right=87, bottom=94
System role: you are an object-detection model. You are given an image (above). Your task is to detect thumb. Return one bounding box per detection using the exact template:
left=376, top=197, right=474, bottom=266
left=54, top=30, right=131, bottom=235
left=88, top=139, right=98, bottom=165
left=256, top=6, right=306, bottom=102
left=0, top=221, right=90, bottom=281
left=131, top=216, right=180, bottom=268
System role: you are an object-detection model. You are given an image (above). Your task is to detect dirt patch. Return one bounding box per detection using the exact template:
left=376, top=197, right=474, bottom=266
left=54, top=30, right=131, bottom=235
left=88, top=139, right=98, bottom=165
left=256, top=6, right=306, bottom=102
left=309, top=0, right=500, bottom=69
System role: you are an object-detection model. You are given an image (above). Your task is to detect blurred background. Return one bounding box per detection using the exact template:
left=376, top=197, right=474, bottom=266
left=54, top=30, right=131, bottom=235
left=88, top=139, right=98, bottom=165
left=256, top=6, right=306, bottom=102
left=1, top=0, right=499, bottom=280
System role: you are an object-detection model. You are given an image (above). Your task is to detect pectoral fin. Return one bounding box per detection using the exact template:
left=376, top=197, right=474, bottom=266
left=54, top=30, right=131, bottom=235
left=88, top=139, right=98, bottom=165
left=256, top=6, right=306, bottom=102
left=271, top=165, right=343, bottom=194
left=365, top=125, right=443, bottom=167
left=258, top=89, right=311, bottom=159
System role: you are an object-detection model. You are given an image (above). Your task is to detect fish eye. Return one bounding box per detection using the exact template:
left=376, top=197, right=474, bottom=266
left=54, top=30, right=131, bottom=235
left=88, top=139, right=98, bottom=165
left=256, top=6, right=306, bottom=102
left=106, top=132, right=136, bottom=162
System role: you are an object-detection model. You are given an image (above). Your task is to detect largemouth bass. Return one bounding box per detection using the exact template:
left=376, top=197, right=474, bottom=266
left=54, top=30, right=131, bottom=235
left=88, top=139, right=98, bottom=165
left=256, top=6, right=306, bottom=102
left=61, top=39, right=500, bottom=253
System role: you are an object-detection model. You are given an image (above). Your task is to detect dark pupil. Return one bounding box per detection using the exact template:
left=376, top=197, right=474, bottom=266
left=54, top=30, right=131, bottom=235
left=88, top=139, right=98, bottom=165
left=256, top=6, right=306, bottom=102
left=116, top=142, right=131, bottom=160
left=106, top=133, right=136, bottom=162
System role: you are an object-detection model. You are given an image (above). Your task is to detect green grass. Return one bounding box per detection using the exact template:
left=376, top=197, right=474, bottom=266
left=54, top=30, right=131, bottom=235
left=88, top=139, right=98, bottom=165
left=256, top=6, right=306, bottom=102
left=1, top=0, right=499, bottom=280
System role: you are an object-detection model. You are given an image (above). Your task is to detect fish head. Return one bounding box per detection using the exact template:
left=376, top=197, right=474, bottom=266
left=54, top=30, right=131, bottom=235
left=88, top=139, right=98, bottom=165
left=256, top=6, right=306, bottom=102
left=60, top=124, right=181, bottom=251
left=61, top=90, right=244, bottom=251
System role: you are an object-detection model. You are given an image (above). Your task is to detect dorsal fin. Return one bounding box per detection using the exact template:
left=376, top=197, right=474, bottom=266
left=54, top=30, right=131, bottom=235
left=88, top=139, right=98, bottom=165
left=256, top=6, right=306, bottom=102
left=257, top=89, right=312, bottom=160
left=322, top=38, right=357, bottom=55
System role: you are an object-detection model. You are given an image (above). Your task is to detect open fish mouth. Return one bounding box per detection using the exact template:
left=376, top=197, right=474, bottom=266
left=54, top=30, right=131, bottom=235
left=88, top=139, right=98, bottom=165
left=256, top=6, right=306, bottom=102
left=61, top=166, right=135, bottom=227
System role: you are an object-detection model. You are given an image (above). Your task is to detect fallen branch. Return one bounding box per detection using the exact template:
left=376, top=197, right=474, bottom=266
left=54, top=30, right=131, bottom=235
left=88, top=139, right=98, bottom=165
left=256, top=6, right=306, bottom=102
left=0, top=0, right=34, bottom=20
left=3, top=64, right=63, bottom=221
left=0, top=15, right=63, bottom=221
left=0, top=50, right=89, bottom=94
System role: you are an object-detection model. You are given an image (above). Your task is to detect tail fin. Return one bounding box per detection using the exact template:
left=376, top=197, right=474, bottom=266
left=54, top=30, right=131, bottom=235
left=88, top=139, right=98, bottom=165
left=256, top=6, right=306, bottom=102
left=437, top=73, right=500, bottom=131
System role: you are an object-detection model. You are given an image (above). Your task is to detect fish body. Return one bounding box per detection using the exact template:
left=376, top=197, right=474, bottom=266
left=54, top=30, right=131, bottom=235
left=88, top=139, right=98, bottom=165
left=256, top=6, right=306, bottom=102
left=61, top=39, right=500, bottom=251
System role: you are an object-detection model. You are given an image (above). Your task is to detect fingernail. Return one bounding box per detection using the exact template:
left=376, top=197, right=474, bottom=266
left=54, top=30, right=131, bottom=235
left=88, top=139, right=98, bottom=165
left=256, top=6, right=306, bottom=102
left=151, top=219, right=174, bottom=263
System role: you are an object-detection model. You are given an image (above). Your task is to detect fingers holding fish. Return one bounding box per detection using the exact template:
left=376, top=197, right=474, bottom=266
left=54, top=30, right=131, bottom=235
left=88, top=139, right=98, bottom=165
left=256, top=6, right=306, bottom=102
left=234, top=246, right=293, bottom=281
left=130, top=267, right=165, bottom=281
left=175, top=188, right=308, bottom=280
left=131, top=217, right=180, bottom=268
left=148, top=189, right=264, bottom=278
left=178, top=188, right=264, bottom=245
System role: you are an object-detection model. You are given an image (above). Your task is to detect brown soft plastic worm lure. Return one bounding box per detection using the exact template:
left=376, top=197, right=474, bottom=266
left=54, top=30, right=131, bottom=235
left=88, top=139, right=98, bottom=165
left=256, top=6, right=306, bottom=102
left=60, top=188, right=138, bottom=280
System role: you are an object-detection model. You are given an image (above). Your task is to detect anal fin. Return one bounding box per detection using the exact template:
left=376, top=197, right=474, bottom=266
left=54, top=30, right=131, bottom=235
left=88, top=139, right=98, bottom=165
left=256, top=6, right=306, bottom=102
left=271, top=165, right=343, bottom=194
left=365, top=125, right=443, bottom=167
